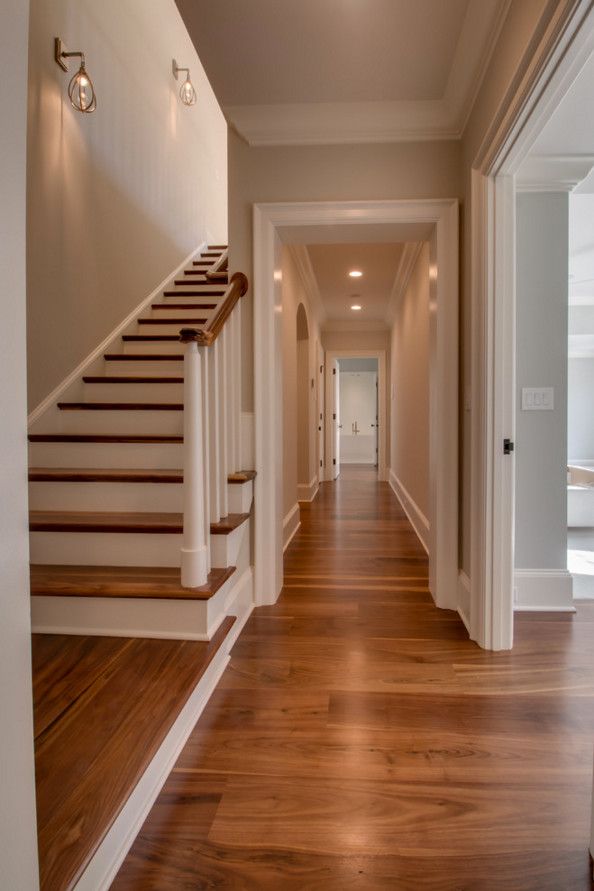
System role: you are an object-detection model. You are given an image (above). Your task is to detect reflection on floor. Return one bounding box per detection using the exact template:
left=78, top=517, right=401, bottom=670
left=568, top=527, right=594, bottom=599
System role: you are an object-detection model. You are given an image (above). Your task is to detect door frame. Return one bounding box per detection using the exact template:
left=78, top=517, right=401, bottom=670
left=324, top=350, right=387, bottom=481
left=470, top=0, right=594, bottom=649
left=253, top=199, right=459, bottom=609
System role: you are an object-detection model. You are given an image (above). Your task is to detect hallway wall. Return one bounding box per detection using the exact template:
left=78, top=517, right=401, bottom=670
left=389, top=243, right=430, bottom=529
left=0, top=1, right=40, bottom=886
left=27, top=0, right=227, bottom=410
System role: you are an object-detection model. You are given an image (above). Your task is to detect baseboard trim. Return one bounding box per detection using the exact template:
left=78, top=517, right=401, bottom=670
left=74, top=611, right=240, bottom=891
left=514, top=569, right=575, bottom=612
left=28, top=242, right=206, bottom=426
left=297, top=476, right=319, bottom=503
left=283, top=503, right=301, bottom=552
left=388, top=469, right=430, bottom=554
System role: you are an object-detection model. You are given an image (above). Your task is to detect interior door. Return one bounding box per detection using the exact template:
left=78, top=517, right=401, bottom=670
left=332, top=359, right=340, bottom=478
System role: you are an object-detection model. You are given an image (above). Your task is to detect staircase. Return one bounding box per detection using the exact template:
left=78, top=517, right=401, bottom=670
left=28, top=245, right=254, bottom=641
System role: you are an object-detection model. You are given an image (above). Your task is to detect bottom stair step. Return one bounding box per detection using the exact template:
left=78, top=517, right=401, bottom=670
left=33, top=617, right=236, bottom=891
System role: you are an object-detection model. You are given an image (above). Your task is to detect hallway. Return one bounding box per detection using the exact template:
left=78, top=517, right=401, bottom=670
left=114, top=467, right=594, bottom=889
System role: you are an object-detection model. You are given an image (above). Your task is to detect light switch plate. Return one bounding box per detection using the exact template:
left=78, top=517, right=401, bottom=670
left=521, top=387, right=554, bottom=410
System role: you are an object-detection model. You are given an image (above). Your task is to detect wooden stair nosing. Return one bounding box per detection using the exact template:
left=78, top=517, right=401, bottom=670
left=29, top=468, right=184, bottom=483
left=29, top=510, right=250, bottom=535
left=227, top=470, right=257, bottom=484
left=57, top=402, right=183, bottom=411
left=122, top=335, right=191, bottom=342
left=29, top=434, right=183, bottom=443
left=33, top=615, right=235, bottom=891
left=164, top=289, right=221, bottom=296
left=83, top=376, right=184, bottom=384
left=138, top=318, right=207, bottom=326
left=104, top=354, right=184, bottom=361
left=152, top=302, right=217, bottom=310
left=30, top=564, right=235, bottom=600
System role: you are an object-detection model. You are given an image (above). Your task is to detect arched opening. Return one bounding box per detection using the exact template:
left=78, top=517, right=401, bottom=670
left=296, top=303, right=310, bottom=497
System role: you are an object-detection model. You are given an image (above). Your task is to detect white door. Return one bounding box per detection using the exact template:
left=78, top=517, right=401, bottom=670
left=331, top=359, right=340, bottom=478
left=339, top=371, right=377, bottom=463
left=317, top=351, right=325, bottom=478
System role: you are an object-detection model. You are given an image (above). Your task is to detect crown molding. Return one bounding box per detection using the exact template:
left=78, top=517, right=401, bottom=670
left=516, top=154, right=594, bottom=192
left=287, top=244, right=326, bottom=326
left=385, top=242, right=423, bottom=324
left=225, top=0, right=510, bottom=147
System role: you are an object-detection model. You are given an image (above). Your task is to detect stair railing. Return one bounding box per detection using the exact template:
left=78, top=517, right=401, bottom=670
left=179, top=268, right=248, bottom=587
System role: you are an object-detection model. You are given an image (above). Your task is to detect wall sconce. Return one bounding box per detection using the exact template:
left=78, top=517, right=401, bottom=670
left=55, top=38, right=96, bottom=113
left=172, top=59, right=197, bottom=106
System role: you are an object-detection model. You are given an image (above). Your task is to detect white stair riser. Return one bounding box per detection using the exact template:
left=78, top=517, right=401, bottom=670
left=228, top=480, right=253, bottom=514
left=102, top=360, right=183, bottom=375
left=83, top=382, right=184, bottom=401
left=123, top=341, right=185, bottom=355
left=29, top=441, right=183, bottom=469
left=29, top=481, right=183, bottom=512
left=136, top=322, right=206, bottom=336
left=211, top=520, right=248, bottom=568
left=30, top=531, right=181, bottom=566
left=57, top=409, right=183, bottom=435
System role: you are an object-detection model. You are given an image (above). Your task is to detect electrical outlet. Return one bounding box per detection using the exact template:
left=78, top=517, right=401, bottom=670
left=521, top=387, right=554, bottom=411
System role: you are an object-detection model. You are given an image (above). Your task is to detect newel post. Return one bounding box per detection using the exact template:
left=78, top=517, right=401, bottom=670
left=180, top=329, right=208, bottom=587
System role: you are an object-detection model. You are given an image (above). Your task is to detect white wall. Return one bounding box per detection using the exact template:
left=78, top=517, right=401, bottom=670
left=27, top=0, right=227, bottom=409
left=390, top=243, right=430, bottom=521
left=515, top=192, right=568, bottom=572
left=0, top=1, right=41, bottom=887
left=568, top=358, right=594, bottom=462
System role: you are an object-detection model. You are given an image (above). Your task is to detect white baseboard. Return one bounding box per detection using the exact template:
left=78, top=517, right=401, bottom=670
left=283, top=503, right=301, bottom=552
left=388, top=469, right=430, bottom=554
left=514, top=569, right=575, bottom=612
left=457, top=571, right=471, bottom=633
left=297, top=475, right=319, bottom=502
left=74, top=618, right=236, bottom=891
left=28, top=242, right=206, bottom=426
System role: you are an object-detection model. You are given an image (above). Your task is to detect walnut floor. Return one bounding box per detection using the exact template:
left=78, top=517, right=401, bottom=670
left=113, top=465, right=594, bottom=890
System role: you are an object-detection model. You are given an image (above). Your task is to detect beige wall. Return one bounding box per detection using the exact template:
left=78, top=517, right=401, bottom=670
left=1, top=1, right=40, bottom=885
left=27, top=0, right=227, bottom=409
left=229, top=134, right=462, bottom=412
left=389, top=244, right=430, bottom=518
left=281, top=248, right=321, bottom=519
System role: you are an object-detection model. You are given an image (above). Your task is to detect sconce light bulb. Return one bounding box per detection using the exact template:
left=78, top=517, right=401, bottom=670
left=180, top=74, right=197, bottom=106
left=68, top=64, right=96, bottom=113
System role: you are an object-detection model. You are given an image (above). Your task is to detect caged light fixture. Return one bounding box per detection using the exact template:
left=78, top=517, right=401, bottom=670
left=55, top=38, right=97, bottom=113
left=172, top=59, right=197, bottom=106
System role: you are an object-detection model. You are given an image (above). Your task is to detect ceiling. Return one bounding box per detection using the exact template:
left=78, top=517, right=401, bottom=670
left=175, top=0, right=510, bottom=144
left=305, top=242, right=405, bottom=323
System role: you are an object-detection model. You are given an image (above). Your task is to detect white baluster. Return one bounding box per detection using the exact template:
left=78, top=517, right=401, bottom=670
left=180, top=336, right=208, bottom=587
left=201, top=344, right=211, bottom=574
left=219, top=327, right=229, bottom=519
left=208, top=340, right=221, bottom=524
left=234, top=301, right=242, bottom=472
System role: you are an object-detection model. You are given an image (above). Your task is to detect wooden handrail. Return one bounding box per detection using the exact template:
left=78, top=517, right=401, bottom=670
left=180, top=271, right=248, bottom=347
left=205, top=247, right=229, bottom=282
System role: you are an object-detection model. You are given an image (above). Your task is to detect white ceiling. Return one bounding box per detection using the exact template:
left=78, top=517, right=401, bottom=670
left=305, top=242, right=405, bottom=323
left=175, top=0, right=510, bottom=144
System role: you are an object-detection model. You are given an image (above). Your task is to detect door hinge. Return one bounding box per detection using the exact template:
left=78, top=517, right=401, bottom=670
left=320, top=365, right=323, bottom=373
left=332, top=368, right=336, bottom=375
left=320, top=460, right=323, bottom=468
left=503, top=438, right=514, bottom=455
left=333, top=412, right=336, bottom=420
left=333, top=458, right=336, bottom=466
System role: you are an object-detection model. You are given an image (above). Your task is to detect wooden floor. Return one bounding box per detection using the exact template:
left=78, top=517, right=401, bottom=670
left=113, top=466, right=594, bottom=889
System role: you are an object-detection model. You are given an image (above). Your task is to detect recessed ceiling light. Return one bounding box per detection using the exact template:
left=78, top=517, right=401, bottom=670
left=350, top=304, right=362, bottom=311
left=349, top=270, right=363, bottom=278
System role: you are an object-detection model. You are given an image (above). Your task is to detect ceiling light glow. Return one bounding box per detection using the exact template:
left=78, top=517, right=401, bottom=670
left=349, top=270, right=363, bottom=278
left=350, top=304, right=362, bottom=311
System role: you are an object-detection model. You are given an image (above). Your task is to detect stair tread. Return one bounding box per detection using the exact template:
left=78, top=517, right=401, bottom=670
left=164, top=289, right=220, bottom=295
left=29, top=433, right=183, bottom=443
left=83, top=376, right=184, bottom=383
left=30, top=563, right=234, bottom=600
left=30, top=510, right=250, bottom=534
left=122, top=335, right=191, bottom=342
left=33, top=616, right=235, bottom=890
left=227, top=469, right=257, bottom=484
left=152, top=303, right=217, bottom=310
left=138, top=318, right=207, bottom=325
left=29, top=467, right=184, bottom=483
left=57, top=402, right=183, bottom=411
left=104, top=354, right=184, bottom=361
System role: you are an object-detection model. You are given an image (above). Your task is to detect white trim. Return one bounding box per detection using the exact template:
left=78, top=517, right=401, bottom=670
left=288, top=245, right=326, bottom=327
left=241, top=411, right=255, bottom=470
left=385, top=242, right=423, bottom=324
left=283, top=503, right=301, bottom=552
left=457, top=571, right=472, bottom=633
left=324, top=348, right=388, bottom=484
left=72, top=597, right=252, bottom=891
left=516, top=154, right=594, bottom=192
left=253, top=199, right=459, bottom=612
left=514, top=569, right=575, bottom=612
left=297, top=476, right=319, bottom=502
left=225, top=1, right=510, bottom=147
left=388, top=469, right=429, bottom=555
left=28, top=243, right=206, bottom=425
